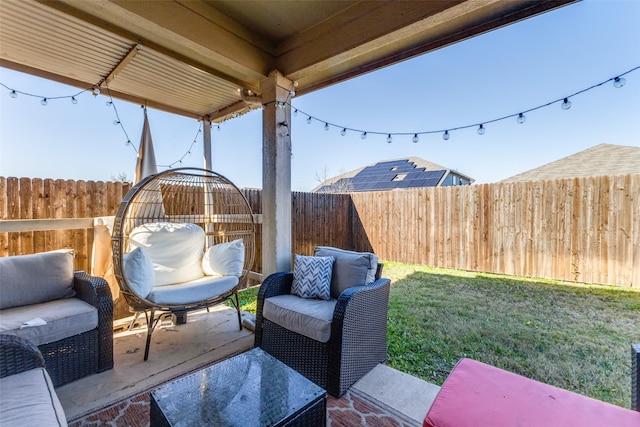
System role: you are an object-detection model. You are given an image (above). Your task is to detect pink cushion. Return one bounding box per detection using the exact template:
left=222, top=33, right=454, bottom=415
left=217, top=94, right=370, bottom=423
left=423, top=358, right=640, bottom=427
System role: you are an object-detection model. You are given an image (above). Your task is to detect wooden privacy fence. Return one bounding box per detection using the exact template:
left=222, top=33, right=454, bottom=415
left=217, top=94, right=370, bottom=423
left=1, top=174, right=639, bottom=288
left=350, top=173, right=640, bottom=288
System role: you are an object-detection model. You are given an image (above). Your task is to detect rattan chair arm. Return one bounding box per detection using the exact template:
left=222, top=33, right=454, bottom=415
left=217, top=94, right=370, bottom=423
left=73, top=271, right=112, bottom=310
left=0, top=334, right=45, bottom=378
left=254, top=272, right=293, bottom=348
left=257, top=272, right=293, bottom=302
left=332, top=278, right=391, bottom=327
left=73, top=271, right=114, bottom=372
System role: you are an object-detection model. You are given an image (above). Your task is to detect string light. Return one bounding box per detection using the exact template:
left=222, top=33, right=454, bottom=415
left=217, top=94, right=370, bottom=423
left=274, top=65, right=639, bottom=142
left=2, top=64, right=638, bottom=156
left=613, top=76, right=626, bottom=88
left=158, top=123, right=203, bottom=169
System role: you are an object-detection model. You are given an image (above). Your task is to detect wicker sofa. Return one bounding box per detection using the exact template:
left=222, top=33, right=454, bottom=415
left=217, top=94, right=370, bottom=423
left=0, top=334, right=68, bottom=426
left=255, top=246, right=390, bottom=397
left=0, top=250, right=113, bottom=386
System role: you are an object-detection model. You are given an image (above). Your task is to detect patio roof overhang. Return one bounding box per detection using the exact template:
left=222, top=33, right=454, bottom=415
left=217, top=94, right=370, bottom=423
left=0, top=0, right=577, bottom=121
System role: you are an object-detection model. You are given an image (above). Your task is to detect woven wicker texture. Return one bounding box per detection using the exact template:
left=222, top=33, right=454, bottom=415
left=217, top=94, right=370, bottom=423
left=111, top=168, right=255, bottom=360
left=256, top=267, right=390, bottom=398
left=0, top=334, right=45, bottom=378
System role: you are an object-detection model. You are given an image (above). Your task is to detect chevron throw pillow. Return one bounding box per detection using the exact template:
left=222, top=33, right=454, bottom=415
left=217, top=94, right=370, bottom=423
left=291, top=254, right=335, bottom=300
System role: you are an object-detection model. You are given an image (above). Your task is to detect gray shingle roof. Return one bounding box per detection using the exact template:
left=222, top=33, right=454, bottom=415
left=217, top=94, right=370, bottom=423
left=501, top=144, right=640, bottom=183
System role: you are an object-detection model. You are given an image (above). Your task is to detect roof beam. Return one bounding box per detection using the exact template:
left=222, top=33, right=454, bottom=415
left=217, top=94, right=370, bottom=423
left=97, top=42, right=143, bottom=88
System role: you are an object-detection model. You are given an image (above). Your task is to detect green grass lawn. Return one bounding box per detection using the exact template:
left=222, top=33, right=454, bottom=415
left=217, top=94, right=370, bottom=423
left=236, top=262, right=640, bottom=408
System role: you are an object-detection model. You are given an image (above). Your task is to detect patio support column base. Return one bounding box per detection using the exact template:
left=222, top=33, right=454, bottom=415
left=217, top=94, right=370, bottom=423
left=261, top=70, right=293, bottom=278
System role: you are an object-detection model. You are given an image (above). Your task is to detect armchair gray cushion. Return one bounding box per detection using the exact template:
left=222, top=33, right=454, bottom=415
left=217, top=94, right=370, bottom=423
left=0, top=249, right=75, bottom=309
left=263, top=294, right=337, bottom=343
left=314, top=246, right=378, bottom=298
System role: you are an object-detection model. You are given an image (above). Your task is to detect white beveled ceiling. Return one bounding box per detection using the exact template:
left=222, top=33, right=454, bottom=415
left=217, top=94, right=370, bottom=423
left=0, top=0, right=576, bottom=121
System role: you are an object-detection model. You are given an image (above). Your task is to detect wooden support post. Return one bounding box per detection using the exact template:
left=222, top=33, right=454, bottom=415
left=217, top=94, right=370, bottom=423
left=203, top=116, right=212, bottom=170
left=260, top=70, right=293, bottom=278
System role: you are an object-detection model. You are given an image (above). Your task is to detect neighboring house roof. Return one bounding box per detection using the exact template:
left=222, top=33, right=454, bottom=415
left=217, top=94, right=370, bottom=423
left=501, top=144, right=640, bottom=183
left=311, top=157, right=474, bottom=193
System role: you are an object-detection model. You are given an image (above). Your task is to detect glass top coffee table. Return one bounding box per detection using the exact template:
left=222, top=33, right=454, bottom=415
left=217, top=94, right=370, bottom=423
left=150, top=348, right=326, bottom=426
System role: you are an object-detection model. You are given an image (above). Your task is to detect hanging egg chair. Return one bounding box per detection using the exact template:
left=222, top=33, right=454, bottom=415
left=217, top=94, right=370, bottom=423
left=111, top=168, right=255, bottom=360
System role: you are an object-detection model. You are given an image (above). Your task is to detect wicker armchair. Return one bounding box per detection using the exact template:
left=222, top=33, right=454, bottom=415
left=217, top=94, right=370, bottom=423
left=255, top=248, right=389, bottom=398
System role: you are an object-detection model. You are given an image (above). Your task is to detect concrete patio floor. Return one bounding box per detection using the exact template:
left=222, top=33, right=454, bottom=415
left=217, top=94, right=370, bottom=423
left=58, top=306, right=439, bottom=425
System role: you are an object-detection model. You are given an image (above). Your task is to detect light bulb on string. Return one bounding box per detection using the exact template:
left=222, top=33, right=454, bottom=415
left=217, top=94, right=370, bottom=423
left=306, top=116, right=312, bottom=124
left=106, top=101, right=112, bottom=107
left=517, top=113, right=526, bottom=124
left=361, top=132, right=367, bottom=140
left=341, top=128, right=346, bottom=136
left=290, top=90, right=295, bottom=97
left=386, top=134, right=393, bottom=143
left=125, top=140, right=131, bottom=146
left=217, top=125, right=221, bottom=131
left=113, top=120, right=120, bottom=125
left=412, top=134, right=419, bottom=143
left=92, top=87, right=101, bottom=96
left=324, top=123, right=329, bottom=131
left=561, top=98, right=572, bottom=110
left=71, top=96, right=78, bottom=104
left=293, top=109, right=298, bottom=117
left=442, top=131, right=450, bottom=141
left=40, top=98, right=48, bottom=106
left=613, top=77, right=626, bottom=88
left=9, top=90, right=17, bottom=98
left=477, top=124, right=485, bottom=135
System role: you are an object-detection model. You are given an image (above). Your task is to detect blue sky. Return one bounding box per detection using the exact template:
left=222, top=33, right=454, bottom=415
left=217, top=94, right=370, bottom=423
left=1, top=0, right=639, bottom=191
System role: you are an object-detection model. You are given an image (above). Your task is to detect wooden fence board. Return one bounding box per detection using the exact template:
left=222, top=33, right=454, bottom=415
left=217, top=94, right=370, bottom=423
left=1, top=175, right=639, bottom=288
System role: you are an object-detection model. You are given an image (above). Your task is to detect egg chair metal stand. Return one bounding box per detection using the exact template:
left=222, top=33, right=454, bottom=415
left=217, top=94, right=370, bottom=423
left=111, top=168, right=255, bottom=360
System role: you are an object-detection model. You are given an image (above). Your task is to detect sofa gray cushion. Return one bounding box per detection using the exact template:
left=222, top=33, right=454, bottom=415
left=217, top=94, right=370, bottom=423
left=0, top=298, right=98, bottom=346
left=0, top=367, right=68, bottom=426
left=263, top=294, right=337, bottom=343
left=291, top=254, right=334, bottom=300
left=314, top=246, right=378, bottom=299
left=0, top=249, right=75, bottom=310
left=148, top=274, right=238, bottom=305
